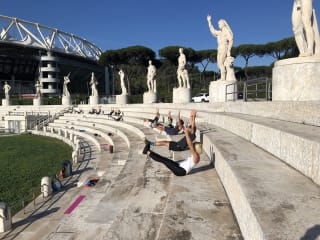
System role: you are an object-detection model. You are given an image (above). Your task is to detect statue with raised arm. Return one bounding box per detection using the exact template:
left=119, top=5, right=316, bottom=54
left=292, top=0, right=320, bottom=56
left=35, top=80, right=41, bottom=98
left=63, top=73, right=71, bottom=97
left=3, top=81, right=11, bottom=100
left=118, top=69, right=127, bottom=95
left=176, top=48, right=190, bottom=88
left=207, top=14, right=234, bottom=81
left=147, top=60, right=157, bottom=92
left=90, top=72, right=98, bottom=97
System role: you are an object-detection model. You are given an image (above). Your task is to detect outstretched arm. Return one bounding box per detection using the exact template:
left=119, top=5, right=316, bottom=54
left=185, top=128, right=200, bottom=164
left=207, top=14, right=218, bottom=36
left=189, top=109, right=197, bottom=134
left=177, top=110, right=183, bottom=129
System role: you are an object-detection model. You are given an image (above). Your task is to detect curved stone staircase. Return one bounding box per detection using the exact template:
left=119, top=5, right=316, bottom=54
left=0, top=101, right=319, bottom=240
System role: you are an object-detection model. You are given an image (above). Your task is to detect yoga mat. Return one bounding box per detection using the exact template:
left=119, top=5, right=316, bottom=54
left=64, top=195, right=85, bottom=214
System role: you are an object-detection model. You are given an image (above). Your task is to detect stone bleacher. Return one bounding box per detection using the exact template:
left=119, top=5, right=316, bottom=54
left=0, top=101, right=319, bottom=240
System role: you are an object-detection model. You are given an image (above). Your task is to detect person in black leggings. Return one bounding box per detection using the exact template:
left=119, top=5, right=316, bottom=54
left=142, top=127, right=201, bottom=176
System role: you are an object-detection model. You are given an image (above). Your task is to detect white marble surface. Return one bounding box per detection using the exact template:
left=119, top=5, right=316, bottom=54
left=116, top=94, right=128, bottom=104
left=172, top=87, right=191, bottom=103
left=33, top=97, right=42, bottom=106
left=143, top=92, right=157, bottom=104
left=89, top=96, right=99, bottom=105
left=1, top=99, right=10, bottom=106
left=62, top=96, right=72, bottom=105
left=273, top=56, right=320, bottom=101
left=209, top=79, right=237, bottom=102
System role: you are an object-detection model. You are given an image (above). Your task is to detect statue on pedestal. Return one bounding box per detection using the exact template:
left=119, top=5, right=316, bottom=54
left=177, top=48, right=190, bottom=88
left=35, top=80, right=41, bottom=98
left=90, top=72, right=98, bottom=97
left=118, top=69, right=127, bottom=95
left=63, top=73, right=71, bottom=97
left=147, top=60, right=157, bottom=93
left=292, top=0, right=320, bottom=56
left=3, top=81, right=11, bottom=100
left=207, top=14, right=234, bottom=81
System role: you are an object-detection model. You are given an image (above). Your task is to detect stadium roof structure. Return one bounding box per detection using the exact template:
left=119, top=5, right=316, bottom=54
left=0, top=15, right=102, bottom=61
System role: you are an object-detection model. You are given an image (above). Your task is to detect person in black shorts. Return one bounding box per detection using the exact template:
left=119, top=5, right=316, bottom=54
left=145, top=109, right=197, bottom=151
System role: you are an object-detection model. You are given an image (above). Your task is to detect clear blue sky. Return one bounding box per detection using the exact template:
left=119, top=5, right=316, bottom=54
left=1, top=0, right=320, bottom=68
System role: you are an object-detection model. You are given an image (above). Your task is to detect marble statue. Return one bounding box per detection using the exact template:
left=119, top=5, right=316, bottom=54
left=147, top=60, right=157, bottom=92
left=63, top=73, right=71, bottom=97
left=90, top=72, right=98, bottom=97
left=176, top=48, right=190, bottom=88
left=292, top=0, right=320, bottom=56
left=3, top=81, right=11, bottom=100
left=35, top=80, right=41, bottom=98
left=207, top=14, right=234, bottom=81
left=118, top=69, right=127, bottom=95
left=225, top=56, right=236, bottom=81
left=72, top=149, right=78, bottom=164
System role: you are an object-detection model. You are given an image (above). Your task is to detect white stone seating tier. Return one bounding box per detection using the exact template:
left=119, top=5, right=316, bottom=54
left=30, top=129, right=76, bottom=150
left=2, top=102, right=319, bottom=240
left=52, top=118, right=129, bottom=149
left=96, top=105, right=320, bottom=239
left=110, top=101, right=320, bottom=127
left=44, top=123, right=123, bottom=187
left=120, top=107, right=320, bottom=186
left=63, top=114, right=146, bottom=141
left=47, top=123, right=105, bottom=153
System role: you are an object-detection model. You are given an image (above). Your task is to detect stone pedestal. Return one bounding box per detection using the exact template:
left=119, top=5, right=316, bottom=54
left=172, top=87, right=191, bottom=103
left=1, top=99, right=10, bottom=106
left=143, top=92, right=157, bottom=104
left=89, top=96, right=99, bottom=105
left=116, top=94, right=128, bottom=104
left=33, top=98, right=42, bottom=106
left=272, top=56, right=320, bottom=101
left=62, top=96, right=72, bottom=106
left=0, top=202, right=11, bottom=233
left=209, top=79, right=237, bottom=102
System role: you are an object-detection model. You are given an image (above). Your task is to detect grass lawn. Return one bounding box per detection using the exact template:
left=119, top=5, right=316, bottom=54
left=0, top=134, right=72, bottom=215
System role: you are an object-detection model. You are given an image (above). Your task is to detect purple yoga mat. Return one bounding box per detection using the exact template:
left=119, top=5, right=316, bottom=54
left=64, top=195, right=86, bottom=214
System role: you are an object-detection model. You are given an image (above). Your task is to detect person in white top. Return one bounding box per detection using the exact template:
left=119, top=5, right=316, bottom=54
left=142, top=127, right=201, bottom=176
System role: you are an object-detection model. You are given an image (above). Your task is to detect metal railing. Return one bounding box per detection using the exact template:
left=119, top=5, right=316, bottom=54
left=225, top=77, right=272, bottom=102
left=243, top=77, right=272, bottom=101
left=28, top=106, right=73, bottom=130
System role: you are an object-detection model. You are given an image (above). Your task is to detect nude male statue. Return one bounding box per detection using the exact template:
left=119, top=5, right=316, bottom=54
left=176, top=48, right=190, bottom=88
left=118, top=69, right=127, bottom=95
left=147, top=60, right=156, bottom=92
left=63, top=73, right=71, bottom=97
left=90, top=72, right=98, bottom=97
left=292, top=0, right=320, bottom=56
left=35, top=80, right=41, bottom=98
left=207, top=14, right=234, bottom=81
left=3, top=81, right=11, bottom=99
